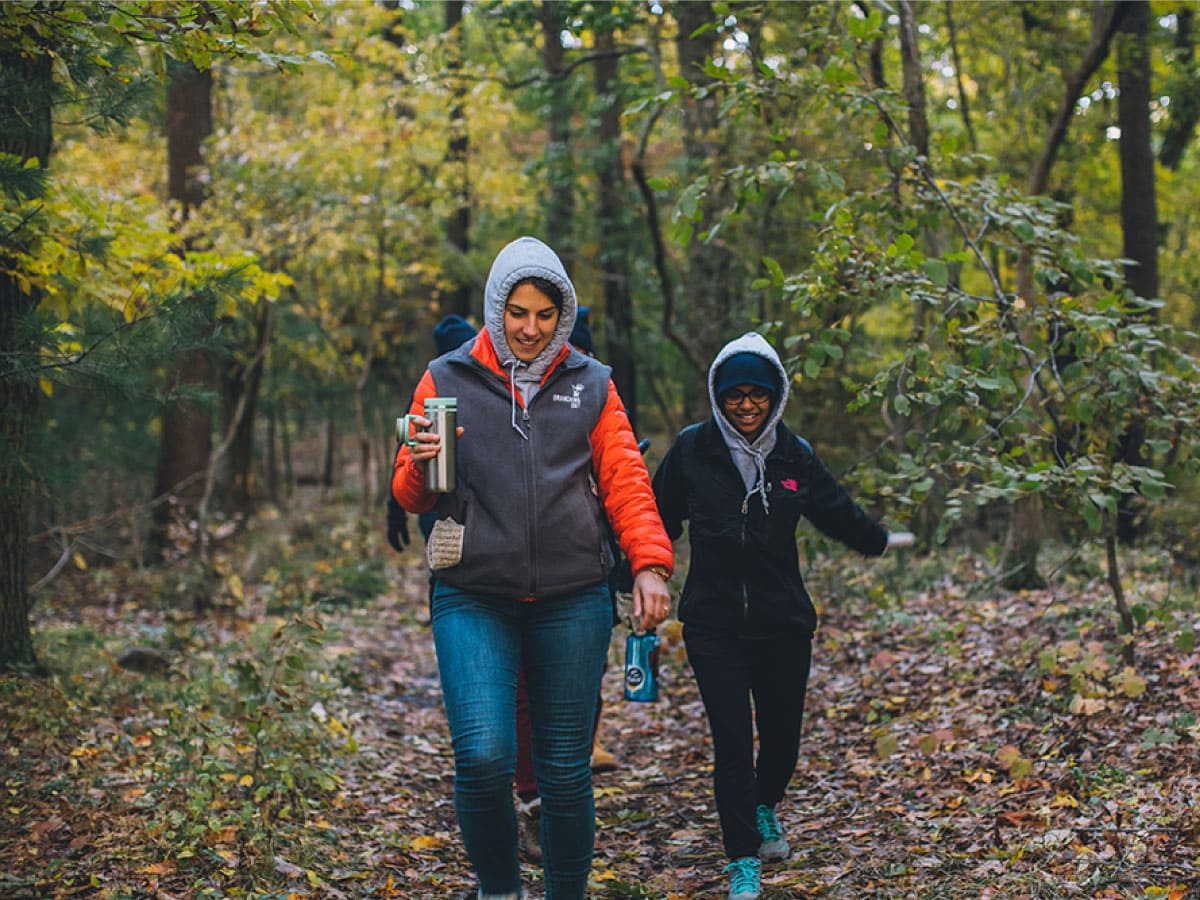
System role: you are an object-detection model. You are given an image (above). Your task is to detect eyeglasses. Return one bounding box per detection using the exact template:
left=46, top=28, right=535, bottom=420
left=722, top=388, right=771, bottom=406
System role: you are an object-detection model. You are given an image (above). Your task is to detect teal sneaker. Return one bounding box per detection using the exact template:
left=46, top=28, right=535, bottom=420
left=756, top=803, right=790, bottom=861
left=723, top=856, right=761, bottom=900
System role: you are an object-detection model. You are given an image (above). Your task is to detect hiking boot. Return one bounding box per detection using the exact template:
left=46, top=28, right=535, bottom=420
left=590, top=737, right=618, bottom=773
left=756, top=803, right=789, bottom=861
left=723, top=856, right=761, bottom=900
left=517, top=796, right=543, bottom=864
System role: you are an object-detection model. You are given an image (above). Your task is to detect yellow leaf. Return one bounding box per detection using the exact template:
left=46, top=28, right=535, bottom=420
left=39, top=378, right=54, bottom=397
left=71, top=552, right=88, bottom=571
left=1117, top=666, right=1147, bottom=698
left=410, top=834, right=447, bottom=851
left=239, top=774, right=253, bottom=787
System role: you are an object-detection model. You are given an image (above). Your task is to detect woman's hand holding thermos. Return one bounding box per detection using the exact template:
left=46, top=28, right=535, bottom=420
left=400, top=397, right=464, bottom=493
left=404, top=416, right=461, bottom=462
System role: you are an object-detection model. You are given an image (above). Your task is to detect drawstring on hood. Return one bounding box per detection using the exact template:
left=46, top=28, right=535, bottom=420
left=708, top=332, right=790, bottom=514
left=483, top=237, right=578, bottom=440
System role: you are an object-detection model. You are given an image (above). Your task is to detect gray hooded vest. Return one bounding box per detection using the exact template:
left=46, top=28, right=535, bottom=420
left=425, top=237, right=614, bottom=598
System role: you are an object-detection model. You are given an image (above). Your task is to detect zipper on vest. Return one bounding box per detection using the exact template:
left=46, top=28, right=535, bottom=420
left=524, top=405, right=537, bottom=595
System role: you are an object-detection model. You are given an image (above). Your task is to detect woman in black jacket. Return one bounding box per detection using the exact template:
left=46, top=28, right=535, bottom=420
left=652, top=332, right=911, bottom=900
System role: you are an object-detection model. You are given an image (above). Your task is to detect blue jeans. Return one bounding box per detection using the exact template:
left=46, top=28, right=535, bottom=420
left=432, top=581, right=611, bottom=899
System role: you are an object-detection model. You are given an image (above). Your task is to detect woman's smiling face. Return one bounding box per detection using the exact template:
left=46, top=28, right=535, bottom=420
left=504, top=281, right=560, bottom=362
left=721, top=384, right=773, bottom=439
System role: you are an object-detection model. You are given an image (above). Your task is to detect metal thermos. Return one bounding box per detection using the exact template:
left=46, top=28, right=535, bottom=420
left=624, top=630, right=660, bottom=702
left=399, top=397, right=457, bottom=492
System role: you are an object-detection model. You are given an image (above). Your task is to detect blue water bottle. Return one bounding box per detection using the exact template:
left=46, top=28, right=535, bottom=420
left=624, top=630, right=659, bottom=702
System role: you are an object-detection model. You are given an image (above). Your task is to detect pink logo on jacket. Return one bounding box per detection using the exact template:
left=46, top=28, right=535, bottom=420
left=780, top=478, right=798, bottom=492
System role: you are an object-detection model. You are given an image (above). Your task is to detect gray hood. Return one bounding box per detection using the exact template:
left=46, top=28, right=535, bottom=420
left=708, top=332, right=790, bottom=511
left=483, top=236, right=577, bottom=386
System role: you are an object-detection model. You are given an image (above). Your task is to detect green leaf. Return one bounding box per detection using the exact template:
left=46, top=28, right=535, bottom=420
left=924, top=258, right=948, bottom=286
left=1178, top=629, right=1196, bottom=653
left=762, top=256, right=784, bottom=285
left=893, top=394, right=911, bottom=416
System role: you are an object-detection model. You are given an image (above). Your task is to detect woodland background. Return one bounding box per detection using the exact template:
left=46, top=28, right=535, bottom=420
left=2, top=1, right=1199, bottom=898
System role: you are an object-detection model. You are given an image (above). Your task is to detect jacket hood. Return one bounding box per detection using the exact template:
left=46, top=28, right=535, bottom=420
left=708, top=331, right=789, bottom=452
left=483, top=236, right=577, bottom=382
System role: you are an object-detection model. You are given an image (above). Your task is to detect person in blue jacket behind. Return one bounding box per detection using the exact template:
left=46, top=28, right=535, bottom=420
left=651, top=331, right=913, bottom=900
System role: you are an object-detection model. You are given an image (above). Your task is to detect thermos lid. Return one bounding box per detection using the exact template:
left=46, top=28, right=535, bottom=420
left=425, top=397, right=457, bottom=412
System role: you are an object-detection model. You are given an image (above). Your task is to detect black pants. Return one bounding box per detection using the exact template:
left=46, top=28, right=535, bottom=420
left=683, top=623, right=813, bottom=860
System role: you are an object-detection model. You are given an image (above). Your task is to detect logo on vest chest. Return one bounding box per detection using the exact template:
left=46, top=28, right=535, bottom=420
left=552, top=383, right=585, bottom=409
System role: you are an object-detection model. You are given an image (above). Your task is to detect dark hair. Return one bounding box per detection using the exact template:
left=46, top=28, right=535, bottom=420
left=511, top=276, right=564, bottom=313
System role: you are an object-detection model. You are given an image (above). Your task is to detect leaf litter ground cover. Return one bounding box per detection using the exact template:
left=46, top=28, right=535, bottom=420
left=2, top=514, right=1198, bottom=899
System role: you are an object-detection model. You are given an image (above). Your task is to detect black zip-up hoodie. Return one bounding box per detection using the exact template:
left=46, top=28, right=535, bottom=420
left=652, top=333, right=887, bottom=633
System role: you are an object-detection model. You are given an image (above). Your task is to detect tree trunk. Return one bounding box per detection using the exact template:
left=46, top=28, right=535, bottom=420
left=539, top=0, right=575, bottom=274
left=1160, top=6, right=1198, bottom=171
left=266, top=395, right=279, bottom=504
left=944, top=2, right=978, bottom=152
left=443, top=0, right=473, bottom=318
left=592, top=29, right=638, bottom=429
left=897, top=1, right=929, bottom=160
left=672, top=0, right=736, bottom=419
left=149, top=61, right=215, bottom=556
left=322, top=402, right=338, bottom=492
left=0, top=44, right=53, bottom=673
left=1000, top=494, right=1048, bottom=591
left=354, top=353, right=375, bottom=519
left=217, top=304, right=271, bottom=515
left=1105, top=521, right=1137, bottom=666
left=1027, top=3, right=1125, bottom=200
left=1002, top=2, right=1125, bottom=583
left=1114, top=0, right=1159, bottom=544
left=281, top=399, right=295, bottom=498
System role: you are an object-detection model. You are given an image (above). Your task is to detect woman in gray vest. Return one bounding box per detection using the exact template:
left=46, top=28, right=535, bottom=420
left=393, top=237, right=674, bottom=900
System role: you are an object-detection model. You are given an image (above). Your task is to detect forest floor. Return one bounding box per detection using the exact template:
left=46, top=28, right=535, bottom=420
left=2, top=495, right=1200, bottom=899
